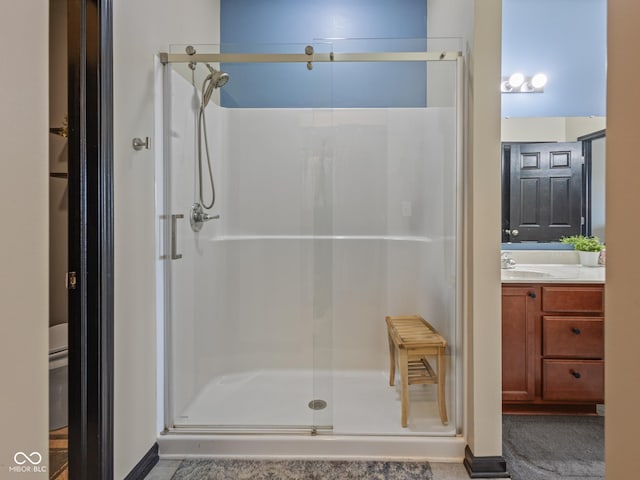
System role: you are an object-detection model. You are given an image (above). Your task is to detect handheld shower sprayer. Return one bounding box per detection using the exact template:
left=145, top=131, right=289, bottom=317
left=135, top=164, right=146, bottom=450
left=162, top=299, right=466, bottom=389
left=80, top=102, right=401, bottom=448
left=200, top=64, right=229, bottom=111
left=185, top=46, right=230, bottom=232
left=205, top=63, right=230, bottom=89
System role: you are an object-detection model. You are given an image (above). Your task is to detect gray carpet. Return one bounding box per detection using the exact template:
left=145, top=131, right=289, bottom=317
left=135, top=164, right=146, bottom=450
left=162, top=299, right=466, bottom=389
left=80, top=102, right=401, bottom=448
left=171, top=459, right=433, bottom=480
left=503, top=415, right=604, bottom=479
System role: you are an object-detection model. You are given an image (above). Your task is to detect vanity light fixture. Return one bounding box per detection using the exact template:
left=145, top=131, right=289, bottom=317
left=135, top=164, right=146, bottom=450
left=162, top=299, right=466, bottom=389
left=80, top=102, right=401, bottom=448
left=501, top=72, right=548, bottom=93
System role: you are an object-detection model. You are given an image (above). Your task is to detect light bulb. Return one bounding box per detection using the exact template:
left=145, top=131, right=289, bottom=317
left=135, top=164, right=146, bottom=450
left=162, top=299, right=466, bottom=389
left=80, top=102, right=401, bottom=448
left=531, top=73, right=548, bottom=89
left=508, top=72, right=525, bottom=88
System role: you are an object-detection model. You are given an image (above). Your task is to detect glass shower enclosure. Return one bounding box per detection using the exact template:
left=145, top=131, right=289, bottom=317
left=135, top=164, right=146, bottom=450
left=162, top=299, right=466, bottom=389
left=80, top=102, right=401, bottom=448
left=158, top=39, right=462, bottom=437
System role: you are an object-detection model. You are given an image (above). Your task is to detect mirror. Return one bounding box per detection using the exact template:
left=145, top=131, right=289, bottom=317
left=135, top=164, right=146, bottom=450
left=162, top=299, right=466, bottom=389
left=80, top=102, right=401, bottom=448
left=501, top=117, right=605, bottom=248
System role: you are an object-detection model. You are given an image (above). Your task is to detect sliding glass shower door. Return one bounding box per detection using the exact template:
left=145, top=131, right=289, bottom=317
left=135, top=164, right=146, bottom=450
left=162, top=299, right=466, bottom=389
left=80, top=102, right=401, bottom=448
left=163, top=43, right=334, bottom=432
left=160, top=39, right=463, bottom=437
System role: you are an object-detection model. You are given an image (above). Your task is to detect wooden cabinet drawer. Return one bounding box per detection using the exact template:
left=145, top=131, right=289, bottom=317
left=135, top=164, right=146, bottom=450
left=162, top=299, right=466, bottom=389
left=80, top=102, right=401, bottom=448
left=542, top=360, right=604, bottom=402
left=543, top=316, right=604, bottom=358
left=541, top=286, right=604, bottom=313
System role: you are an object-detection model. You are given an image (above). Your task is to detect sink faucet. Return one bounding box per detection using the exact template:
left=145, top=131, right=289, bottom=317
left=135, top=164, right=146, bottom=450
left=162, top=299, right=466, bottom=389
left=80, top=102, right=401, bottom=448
left=501, top=252, right=516, bottom=269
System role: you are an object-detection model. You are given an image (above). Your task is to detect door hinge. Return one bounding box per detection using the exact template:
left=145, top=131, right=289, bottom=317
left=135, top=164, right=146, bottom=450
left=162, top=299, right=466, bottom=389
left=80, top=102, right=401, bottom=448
left=66, top=271, right=77, bottom=290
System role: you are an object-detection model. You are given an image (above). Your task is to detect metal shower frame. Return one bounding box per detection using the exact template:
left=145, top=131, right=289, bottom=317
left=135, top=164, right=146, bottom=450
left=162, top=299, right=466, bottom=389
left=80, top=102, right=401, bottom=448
left=159, top=48, right=461, bottom=67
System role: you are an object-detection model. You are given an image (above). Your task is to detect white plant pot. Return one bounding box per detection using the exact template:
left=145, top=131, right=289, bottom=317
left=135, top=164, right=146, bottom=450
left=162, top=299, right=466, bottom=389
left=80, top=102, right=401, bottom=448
left=578, top=250, right=601, bottom=267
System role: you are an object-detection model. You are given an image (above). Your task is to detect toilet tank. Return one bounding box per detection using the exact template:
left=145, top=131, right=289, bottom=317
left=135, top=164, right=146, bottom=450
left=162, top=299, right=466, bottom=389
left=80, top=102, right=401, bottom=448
left=49, top=323, right=68, bottom=355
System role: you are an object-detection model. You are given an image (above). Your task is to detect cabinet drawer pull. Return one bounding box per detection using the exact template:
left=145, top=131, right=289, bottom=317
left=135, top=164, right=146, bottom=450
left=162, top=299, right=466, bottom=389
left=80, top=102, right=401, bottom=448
left=528, top=291, right=537, bottom=298
left=570, top=370, right=582, bottom=379
left=571, top=327, right=582, bottom=335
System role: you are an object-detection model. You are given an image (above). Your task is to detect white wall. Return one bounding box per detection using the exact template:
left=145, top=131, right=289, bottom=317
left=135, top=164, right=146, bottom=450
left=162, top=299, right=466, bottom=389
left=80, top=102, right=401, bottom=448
left=428, top=0, right=474, bottom=45
left=0, top=1, right=49, bottom=477
left=501, top=116, right=606, bottom=142
left=112, top=0, right=219, bottom=477
left=465, top=0, right=503, bottom=458
left=430, top=0, right=507, bottom=459
left=426, top=0, right=474, bottom=108
left=428, top=0, right=506, bottom=459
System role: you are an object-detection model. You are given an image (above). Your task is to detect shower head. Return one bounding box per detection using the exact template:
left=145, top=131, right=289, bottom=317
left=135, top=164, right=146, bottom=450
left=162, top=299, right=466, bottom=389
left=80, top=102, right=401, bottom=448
left=205, top=64, right=229, bottom=89
left=200, top=64, right=230, bottom=109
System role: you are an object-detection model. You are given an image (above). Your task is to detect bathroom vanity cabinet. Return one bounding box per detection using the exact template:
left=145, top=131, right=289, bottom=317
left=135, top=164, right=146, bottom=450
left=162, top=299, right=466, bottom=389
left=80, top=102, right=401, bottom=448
left=502, top=283, right=604, bottom=414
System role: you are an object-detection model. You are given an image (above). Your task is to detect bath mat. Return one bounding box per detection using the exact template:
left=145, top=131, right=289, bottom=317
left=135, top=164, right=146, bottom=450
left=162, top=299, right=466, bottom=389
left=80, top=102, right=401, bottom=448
left=171, top=459, right=433, bottom=480
left=503, top=415, right=604, bottom=480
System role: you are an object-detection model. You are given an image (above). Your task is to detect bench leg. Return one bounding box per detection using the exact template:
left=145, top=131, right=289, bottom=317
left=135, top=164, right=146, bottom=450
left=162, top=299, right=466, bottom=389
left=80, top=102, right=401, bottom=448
left=399, top=349, right=409, bottom=427
left=388, top=332, right=396, bottom=386
left=437, top=350, right=448, bottom=425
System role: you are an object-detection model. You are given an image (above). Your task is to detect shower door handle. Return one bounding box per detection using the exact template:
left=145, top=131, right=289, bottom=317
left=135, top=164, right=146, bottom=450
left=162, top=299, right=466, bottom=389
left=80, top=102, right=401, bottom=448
left=171, top=214, right=184, bottom=260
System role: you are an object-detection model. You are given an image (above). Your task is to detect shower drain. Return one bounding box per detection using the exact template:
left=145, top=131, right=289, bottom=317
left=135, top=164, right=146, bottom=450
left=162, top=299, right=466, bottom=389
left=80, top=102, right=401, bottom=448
left=308, top=399, right=327, bottom=410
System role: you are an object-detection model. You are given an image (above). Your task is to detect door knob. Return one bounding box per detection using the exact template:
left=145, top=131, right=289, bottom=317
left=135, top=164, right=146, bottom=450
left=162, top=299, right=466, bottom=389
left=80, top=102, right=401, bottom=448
left=504, top=229, right=519, bottom=237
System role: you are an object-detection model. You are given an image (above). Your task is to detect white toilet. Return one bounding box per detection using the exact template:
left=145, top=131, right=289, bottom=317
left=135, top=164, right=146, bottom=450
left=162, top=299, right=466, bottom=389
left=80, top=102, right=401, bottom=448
left=49, top=323, right=68, bottom=431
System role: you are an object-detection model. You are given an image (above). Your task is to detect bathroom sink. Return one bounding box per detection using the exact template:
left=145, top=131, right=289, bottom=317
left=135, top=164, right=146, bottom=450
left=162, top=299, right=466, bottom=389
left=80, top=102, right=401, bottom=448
left=501, top=263, right=604, bottom=283
left=501, top=269, right=554, bottom=279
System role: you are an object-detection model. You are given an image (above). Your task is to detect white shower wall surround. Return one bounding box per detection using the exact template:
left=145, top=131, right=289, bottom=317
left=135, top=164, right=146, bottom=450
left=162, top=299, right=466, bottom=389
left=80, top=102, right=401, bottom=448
left=165, top=67, right=459, bottom=437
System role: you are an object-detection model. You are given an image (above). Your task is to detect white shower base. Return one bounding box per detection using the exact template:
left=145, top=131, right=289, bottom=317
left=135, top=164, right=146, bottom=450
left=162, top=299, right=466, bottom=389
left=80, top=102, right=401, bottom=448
left=161, top=369, right=464, bottom=461
left=171, top=369, right=456, bottom=435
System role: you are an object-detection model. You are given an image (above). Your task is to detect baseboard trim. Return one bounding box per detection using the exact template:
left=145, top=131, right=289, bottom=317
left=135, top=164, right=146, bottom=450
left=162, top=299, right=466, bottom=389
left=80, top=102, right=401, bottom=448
left=463, top=445, right=510, bottom=478
left=124, top=443, right=159, bottom=480
left=503, top=402, right=598, bottom=415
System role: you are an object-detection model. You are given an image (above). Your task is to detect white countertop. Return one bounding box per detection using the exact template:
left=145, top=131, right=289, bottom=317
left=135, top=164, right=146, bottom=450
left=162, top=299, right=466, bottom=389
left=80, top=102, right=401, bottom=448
left=501, top=263, right=605, bottom=284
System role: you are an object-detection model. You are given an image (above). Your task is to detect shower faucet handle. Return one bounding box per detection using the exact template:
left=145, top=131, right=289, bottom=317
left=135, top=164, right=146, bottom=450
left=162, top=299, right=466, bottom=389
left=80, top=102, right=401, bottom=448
left=190, top=203, right=219, bottom=232
left=202, top=212, right=220, bottom=221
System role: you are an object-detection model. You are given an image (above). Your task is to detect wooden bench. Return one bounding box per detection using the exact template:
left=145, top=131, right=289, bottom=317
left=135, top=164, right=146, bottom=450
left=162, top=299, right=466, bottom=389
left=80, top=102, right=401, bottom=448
left=386, top=315, right=448, bottom=427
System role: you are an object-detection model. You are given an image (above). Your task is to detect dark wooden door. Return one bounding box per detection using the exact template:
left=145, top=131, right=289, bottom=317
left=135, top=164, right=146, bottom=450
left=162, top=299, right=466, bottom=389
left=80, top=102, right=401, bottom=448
left=502, top=286, right=538, bottom=402
left=508, top=142, right=583, bottom=242
left=68, top=1, right=114, bottom=478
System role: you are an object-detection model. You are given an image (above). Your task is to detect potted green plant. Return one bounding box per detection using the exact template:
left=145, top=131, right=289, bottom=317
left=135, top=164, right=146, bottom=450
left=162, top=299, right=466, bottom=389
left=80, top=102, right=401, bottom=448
left=560, top=235, right=604, bottom=267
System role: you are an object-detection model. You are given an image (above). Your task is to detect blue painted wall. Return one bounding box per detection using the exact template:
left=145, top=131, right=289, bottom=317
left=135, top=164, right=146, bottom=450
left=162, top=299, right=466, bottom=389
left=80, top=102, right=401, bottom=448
left=502, top=0, right=606, bottom=117
left=220, top=0, right=427, bottom=108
